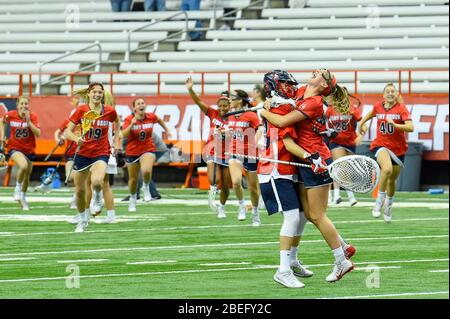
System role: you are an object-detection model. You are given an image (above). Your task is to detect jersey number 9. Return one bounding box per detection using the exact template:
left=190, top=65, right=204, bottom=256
left=88, top=128, right=102, bottom=140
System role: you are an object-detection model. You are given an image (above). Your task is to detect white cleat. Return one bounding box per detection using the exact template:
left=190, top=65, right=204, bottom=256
left=74, top=221, right=88, bottom=233
left=217, top=205, right=226, bottom=219
left=326, top=259, right=354, bottom=283
left=20, top=197, right=29, bottom=211
left=273, top=269, right=305, bottom=288
left=68, top=214, right=80, bottom=225
left=91, top=197, right=103, bottom=216
left=94, top=217, right=116, bottom=224
left=143, top=185, right=152, bottom=202
left=238, top=205, right=247, bottom=221
left=128, top=199, right=137, bottom=212
left=291, top=260, right=314, bottom=278
left=372, top=208, right=381, bottom=218
left=13, top=186, right=20, bottom=201
left=384, top=203, right=393, bottom=223
left=252, top=214, right=261, bottom=227
left=349, top=198, right=358, bottom=207
left=208, top=185, right=218, bottom=212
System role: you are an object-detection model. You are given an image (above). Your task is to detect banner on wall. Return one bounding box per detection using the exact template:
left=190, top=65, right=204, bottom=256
left=14, top=95, right=449, bottom=161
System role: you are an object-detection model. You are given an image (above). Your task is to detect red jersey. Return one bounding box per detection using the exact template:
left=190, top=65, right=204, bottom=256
left=69, top=104, right=117, bottom=158
left=4, top=110, right=39, bottom=155
left=370, top=101, right=411, bottom=157
left=122, top=113, right=158, bottom=156
left=58, top=118, right=78, bottom=157
left=258, top=103, right=298, bottom=179
left=227, top=111, right=261, bottom=156
left=326, top=104, right=362, bottom=147
left=204, top=107, right=228, bottom=159
left=294, top=86, right=331, bottom=161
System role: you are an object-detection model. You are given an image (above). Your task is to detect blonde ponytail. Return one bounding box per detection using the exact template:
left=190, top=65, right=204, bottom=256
left=329, top=85, right=350, bottom=115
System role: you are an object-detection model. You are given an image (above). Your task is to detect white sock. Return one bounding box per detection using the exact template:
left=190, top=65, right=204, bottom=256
left=252, top=206, right=259, bottom=216
left=328, top=189, right=333, bottom=202
left=239, top=199, right=245, bottom=207
left=346, top=190, right=356, bottom=201
left=290, top=246, right=298, bottom=264
left=93, top=190, right=101, bottom=201
left=279, top=250, right=291, bottom=272
left=386, top=196, right=394, bottom=207
left=376, top=191, right=386, bottom=209
left=20, top=191, right=26, bottom=199
left=332, top=246, right=346, bottom=263
left=16, top=181, right=22, bottom=189
left=338, top=234, right=349, bottom=250
left=130, top=193, right=137, bottom=201
left=107, top=210, right=115, bottom=219
left=334, top=187, right=340, bottom=199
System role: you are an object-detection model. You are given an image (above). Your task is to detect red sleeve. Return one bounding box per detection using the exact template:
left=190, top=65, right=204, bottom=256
left=372, top=102, right=381, bottom=117
left=122, top=115, right=132, bottom=130
left=69, top=107, right=84, bottom=125
left=296, top=98, right=321, bottom=119
left=148, top=113, right=158, bottom=123
left=250, top=112, right=261, bottom=129
left=399, top=104, right=411, bottom=122
left=352, top=106, right=362, bottom=121
left=206, top=107, right=218, bottom=119
left=110, top=109, right=118, bottom=122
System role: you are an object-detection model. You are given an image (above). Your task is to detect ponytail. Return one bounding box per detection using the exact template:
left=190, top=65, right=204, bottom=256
left=328, top=85, right=350, bottom=115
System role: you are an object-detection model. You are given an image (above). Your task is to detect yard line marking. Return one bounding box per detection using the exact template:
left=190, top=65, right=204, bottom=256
left=354, top=266, right=401, bottom=270
left=429, top=269, right=449, bottom=273
left=0, top=258, right=446, bottom=284
left=0, top=234, right=447, bottom=258
left=56, top=259, right=109, bottom=264
left=0, top=232, right=15, bottom=235
left=0, top=257, right=35, bottom=262
left=126, top=260, right=177, bottom=265
left=0, top=217, right=447, bottom=237
left=319, top=291, right=449, bottom=299
left=199, top=262, right=252, bottom=266
left=0, top=215, right=165, bottom=222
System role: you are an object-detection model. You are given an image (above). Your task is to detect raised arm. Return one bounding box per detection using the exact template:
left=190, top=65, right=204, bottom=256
left=185, top=76, right=210, bottom=115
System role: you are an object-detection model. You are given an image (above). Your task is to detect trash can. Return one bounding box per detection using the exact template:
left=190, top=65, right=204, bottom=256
left=356, top=141, right=424, bottom=191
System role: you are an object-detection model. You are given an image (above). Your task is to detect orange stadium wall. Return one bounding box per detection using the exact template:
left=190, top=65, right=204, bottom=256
left=0, top=95, right=448, bottom=161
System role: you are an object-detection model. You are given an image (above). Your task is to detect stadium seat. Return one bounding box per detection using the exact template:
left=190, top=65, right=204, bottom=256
left=0, top=32, right=169, bottom=43
left=306, top=0, right=448, bottom=7
left=0, top=42, right=140, bottom=54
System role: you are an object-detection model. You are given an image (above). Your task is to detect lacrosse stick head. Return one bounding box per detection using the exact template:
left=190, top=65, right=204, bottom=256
left=328, top=155, right=380, bottom=193
left=0, top=152, right=7, bottom=171
left=81, top=110, right=100, bottom=135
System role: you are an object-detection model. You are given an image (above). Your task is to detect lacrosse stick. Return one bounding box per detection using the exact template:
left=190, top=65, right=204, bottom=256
left=44, top=140, right=64, bottom=162
left=208, top=126, right=220, bottom=212
left=64, top=110, right=100, bottom=184
left=225, top=153, right=380, bottom=193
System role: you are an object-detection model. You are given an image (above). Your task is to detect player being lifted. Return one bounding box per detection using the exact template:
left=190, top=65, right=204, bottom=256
left=359, top=83, right=414, bottom=222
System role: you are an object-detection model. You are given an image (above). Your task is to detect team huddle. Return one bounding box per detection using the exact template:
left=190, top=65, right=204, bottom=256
left=0, top=68, right=414, bottom=288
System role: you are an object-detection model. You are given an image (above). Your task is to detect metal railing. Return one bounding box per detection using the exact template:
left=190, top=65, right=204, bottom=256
left=125, top=11, right=189, bottom=62
left=36, top=43, right=103, bottom=95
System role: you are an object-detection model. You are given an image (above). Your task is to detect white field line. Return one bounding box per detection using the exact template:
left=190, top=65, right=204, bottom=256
left=56, top=259, right=109, bottom=264
left=0, top=214, right=165, bottom=222
left=429, top=269, right=449, bottom=273
left=0, top=235, right=447, bottom=258
left=126, top=260, right=177, bottom=265
left=319, top=291, right=449, bottom=299
left=0, top=257, right=35, bottom=262
left=0, top=196, right=448, bottom=209
left=0, top=217, right=447, bottom=238
left=199, top=262, right=252, bottom=266
left=354, top=266, right=401, bottom=270
left=0, top=258, right=446, bottom=284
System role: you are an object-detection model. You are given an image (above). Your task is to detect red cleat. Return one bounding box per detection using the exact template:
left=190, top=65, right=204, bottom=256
left=345, top=244, right=356, bottom=259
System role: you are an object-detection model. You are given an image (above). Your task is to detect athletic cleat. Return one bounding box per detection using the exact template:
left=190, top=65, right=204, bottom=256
left=273, top=269, right=305, bottom=288
left=326, top=259, right=354, bottom=283
left=68, top=214, right=81, bottom=225
left=344, top=244, right=357, bottom=259
left=291, top=260, right=314, bottom=278
left=93, top=217, right=116, bottom=224
left=333, top=197, right=343, bottom=205
left=74, top=221, right=88, bottom=233
left=349, top=198, right=358, bottom=207
left=372, top=208, right=381, bottom=218
left=128, top=199, right=137, bottom=212
left=238, top=205, right=247, bottom=221
left=91, top=198, right=103, bottom=216
left=208, top=185, right=218, bottom=211
left=13, top=185, right=20, bottom=201
left=20, top=197, right=29, bottom=211
left=252, top=214, right=261, bottom=227
left=384, top=202, right=393, bottom=223
left=217, top=205, right=226, bottom=219
left=143, top=184, right=152, bottom=202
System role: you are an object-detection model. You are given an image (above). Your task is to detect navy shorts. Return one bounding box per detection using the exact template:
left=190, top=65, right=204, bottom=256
left=371, top=147, right=405, bottom=166
left=206, top=155, right=229, bottom=167
left=8, top=149, right=35, bottom=162
left=328, top=142, right=356, bottom=154
left=125, top=152, right=156, bottom=164
left=298, top=158, right=333, bottom=188
left=260, top=178, right=302, bottom=215
left=73, top=155, right=109, bottom=172
left=228, top=156, right=258, bottom=172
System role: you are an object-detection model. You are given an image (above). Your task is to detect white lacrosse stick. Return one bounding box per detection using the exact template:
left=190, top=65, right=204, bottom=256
left=225, top=153, right=380, bottom=193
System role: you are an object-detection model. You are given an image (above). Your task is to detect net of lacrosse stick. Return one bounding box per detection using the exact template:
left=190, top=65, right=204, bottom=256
left=225, top=153, right=380, bottom=193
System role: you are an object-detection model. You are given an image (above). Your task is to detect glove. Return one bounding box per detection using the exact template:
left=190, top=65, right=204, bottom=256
left=311, top=115, right=338, bottom=138
left=307, top=152, right=328, bottom=175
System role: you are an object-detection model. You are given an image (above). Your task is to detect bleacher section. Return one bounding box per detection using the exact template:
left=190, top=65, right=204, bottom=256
left=0, top=0, right=448, bottom=95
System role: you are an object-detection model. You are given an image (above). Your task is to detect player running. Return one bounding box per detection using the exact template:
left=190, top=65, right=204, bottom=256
left=359, top=83, right=414, bottom=223
left=121, top=97, right=172, bottom=212
left=261, top=69, right=356, bottom=283
left=325, top=88, right=366, bottom=206
left=0, top=96, right=41, bottom=211
left=65, top=83, right=121, bottom=233
left=186, top=77, right=232, bottom=218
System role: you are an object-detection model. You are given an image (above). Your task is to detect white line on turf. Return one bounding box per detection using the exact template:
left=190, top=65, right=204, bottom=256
left=319, top=291, right=449, bottom=299
left=56, top=259, right=109, bottom=264
left=126, top=260, right=177, bottom=265
left=429, top=269, right=449, bottom=273
left=199, top=262, right=252, bottom=266
left=0, top=258, right=446, bottom=284
left=0, top=217, right=447, bottom=237
left=0, top=235, right=447, bottom=258
left=0, top=257, right=35, bottom=262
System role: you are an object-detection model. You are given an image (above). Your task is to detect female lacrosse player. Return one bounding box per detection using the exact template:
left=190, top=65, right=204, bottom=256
left=0, top=96, right=41, bottom=211
left=186, top=77, right=232, bottom=218
left=325, top=89, right=366, bottom=206
left=65, top=83, right=121, bottom=233
left=359, top=83, right=414, bottom=223
left=227, top=89, right=263, bottom=226
left=258, top=70, right=313, bottom=288
left=261, top=69, right=355, bottom=283
left=122, top=97, right=172, bottom=212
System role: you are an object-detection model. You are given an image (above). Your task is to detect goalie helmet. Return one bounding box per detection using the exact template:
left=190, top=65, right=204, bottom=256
left=263, top=70, right=298, bottom=99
